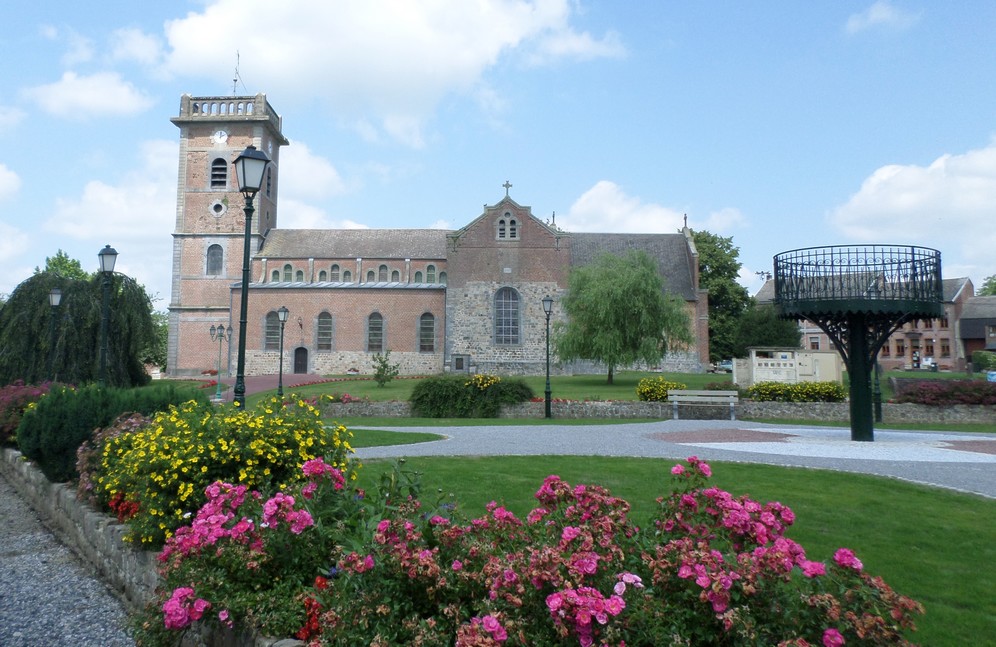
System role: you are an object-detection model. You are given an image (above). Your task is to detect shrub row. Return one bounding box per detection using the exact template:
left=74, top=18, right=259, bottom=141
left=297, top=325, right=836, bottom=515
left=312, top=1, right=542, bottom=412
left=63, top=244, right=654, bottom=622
left=893, top=379, right=996, bottom=406
left=746, top=380, right=847, bottom=403
left=16, top=382, right=209, bottom=482
left=410, top=374, right=534, bottom=417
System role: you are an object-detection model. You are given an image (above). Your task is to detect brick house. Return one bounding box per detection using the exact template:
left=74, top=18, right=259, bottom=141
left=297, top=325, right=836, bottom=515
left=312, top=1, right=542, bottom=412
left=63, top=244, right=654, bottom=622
left=166, top=94, right=709, bottom=378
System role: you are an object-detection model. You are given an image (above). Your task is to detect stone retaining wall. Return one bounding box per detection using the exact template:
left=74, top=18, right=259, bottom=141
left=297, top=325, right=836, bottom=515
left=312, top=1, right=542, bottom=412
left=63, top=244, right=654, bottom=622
left=324, top=399, right=994, bottom=424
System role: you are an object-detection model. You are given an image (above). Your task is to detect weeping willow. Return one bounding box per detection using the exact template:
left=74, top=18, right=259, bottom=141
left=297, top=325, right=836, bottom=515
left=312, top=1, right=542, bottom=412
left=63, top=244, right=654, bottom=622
left=0, top=271, right=156, bottom=387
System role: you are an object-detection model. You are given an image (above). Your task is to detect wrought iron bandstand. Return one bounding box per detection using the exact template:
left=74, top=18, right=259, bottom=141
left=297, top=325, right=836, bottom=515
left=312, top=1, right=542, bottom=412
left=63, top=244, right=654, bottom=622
left=773, top=245, right=943, bottom=441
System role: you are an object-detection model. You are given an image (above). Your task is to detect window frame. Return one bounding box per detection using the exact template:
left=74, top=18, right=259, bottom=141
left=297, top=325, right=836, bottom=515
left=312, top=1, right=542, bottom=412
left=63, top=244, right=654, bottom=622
left=367, top=312, right=384, bottom=353
left=494, top=287, right=521, bottom=345
left=264, top=311, right=281, bottom=351
left=419, top=312, right=435, bottom=352
left=206, top=244, right=223, bottom=276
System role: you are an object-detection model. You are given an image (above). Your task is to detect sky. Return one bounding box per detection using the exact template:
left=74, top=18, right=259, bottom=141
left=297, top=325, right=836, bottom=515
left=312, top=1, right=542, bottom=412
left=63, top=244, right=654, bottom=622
left=2, top=0, right=995, bottom=309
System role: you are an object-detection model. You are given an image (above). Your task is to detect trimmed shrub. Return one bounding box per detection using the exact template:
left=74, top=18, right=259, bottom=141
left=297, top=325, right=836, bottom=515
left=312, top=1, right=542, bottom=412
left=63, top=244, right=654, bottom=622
left=0, top=380, right=53, bottom=446
left=16, top=382, right=210, bottom=482
left=746, top=381, right=846, bottom=403
left=636, top=377, right=686, bottom=402
left=410, top=374, right=534, bottom=417
left=893, top=379, right=996, bottom=406
left=971, top=350, right=996, bottom=371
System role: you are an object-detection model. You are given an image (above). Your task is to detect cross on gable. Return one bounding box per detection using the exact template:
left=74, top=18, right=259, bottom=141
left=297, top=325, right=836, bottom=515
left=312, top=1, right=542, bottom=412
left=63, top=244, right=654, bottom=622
left=503, top=180, right=512, bottom=197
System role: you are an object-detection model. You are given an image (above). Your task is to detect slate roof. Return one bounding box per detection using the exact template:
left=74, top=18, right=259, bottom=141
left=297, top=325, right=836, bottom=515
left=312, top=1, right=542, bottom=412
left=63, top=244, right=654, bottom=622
left=258, top=229, right=451, bottom=259
left=961, top=295, right=996, bottom=320
left=570, top=233, right=697, bottom=300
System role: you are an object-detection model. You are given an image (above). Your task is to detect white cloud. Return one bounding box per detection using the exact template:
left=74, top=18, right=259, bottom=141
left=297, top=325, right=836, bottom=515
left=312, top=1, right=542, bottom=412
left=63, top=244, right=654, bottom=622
left=829, top=142, right=996, bottom=281
left=278, top=141, right=347, bottom=201
left=278, top=198, right=369, bottom=230
left=21, top=71, right=154, bottom=119
left=0, top=105, right=27, bottom=132
left=560, top=180, right=743, bottom=235
left=43, top=140, right=178, bottom=302
left=160, top=0, right=622, bottom=146
left=109, top=28, right=164, bottom=67
left=846, top=1, right=920, bottom=34
left=0, top=164, right=22, bottom=200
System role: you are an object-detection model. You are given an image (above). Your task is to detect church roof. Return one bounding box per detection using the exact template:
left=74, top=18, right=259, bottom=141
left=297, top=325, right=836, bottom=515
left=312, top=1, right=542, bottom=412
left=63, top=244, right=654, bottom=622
left=258, top=228, right=451, bottom=260
left=570, top=232, right=698, bottom=300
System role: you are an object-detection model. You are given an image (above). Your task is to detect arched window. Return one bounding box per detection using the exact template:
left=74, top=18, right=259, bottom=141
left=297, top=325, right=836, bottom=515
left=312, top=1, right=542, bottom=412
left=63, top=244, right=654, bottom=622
left=378, top=264, right=388, bottom=282
left=366, top=270, right=376, bottom=282
left=210, top=158, right=227, bottom=188
left=439, top=271, right=447, bottom=285
left=495, top=287, right=520, bottom=345
left=318, top=270, right=328, bottom=281
left=206, top=244, right=223, bottom=275
left=295, top=269, right=304, bottom=282
left=330, top=264, right=340, bottom=281
left=426, top=264, right=436, bottom=283
left=266, top=167, right=272, bottom=197
left=508, top=218, right=518, bottom=239
left=367, top=312, right=384, bottom=352
left=343, top=270, right=352, bottom=282
left=419, top=313, right=435, bottom=352
left=317, top=312, right=334, bottom=351
left=497, top=219, right=507, bottom=239
left=271, top=269, right=280, bottom=282
left=283, top=264, right=293, bottom=281
left=264, top=311, right=281, bottom=350
left=391, top=269, right=400, bottom=282
left=414, top=271, right=424, bottom=283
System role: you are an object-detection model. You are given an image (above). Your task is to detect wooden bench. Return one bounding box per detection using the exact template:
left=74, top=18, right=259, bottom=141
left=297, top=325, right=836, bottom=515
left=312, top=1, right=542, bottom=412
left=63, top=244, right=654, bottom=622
left=667, top=390, right=739, bottom=421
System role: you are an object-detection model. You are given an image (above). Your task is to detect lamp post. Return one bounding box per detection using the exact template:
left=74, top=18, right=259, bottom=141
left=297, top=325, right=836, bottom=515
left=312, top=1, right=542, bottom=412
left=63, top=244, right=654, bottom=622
left=542, top=295, right=554, bottom=419
left=209, top=324, right=229, bottom=401
left=47, top=288, right=62, bottom=381
left=97, top=245, right=118, bottom=387
left=231, top=145, right=271, bottom=407
left=276, top=306, right=289, bottom=397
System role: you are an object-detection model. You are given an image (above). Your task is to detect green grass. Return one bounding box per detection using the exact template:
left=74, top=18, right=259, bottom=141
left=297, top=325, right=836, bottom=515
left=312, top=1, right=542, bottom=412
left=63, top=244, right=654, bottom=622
left=355, top=455, right=995, bottom=646
left=347, top=427, right=444, bottom=448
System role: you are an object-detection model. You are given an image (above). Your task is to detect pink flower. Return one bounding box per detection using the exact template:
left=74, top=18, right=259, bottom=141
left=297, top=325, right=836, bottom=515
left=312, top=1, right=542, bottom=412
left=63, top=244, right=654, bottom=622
left=833, top=548, right=863, bottom=572
left=452, top=560, right=463, bottom=571
left=823, top=627, right=846, bottom=646
left=546, top=592, right=564, bottom=612
left=671, top=464, right=685, bottom=475
left=696, top=461, right=712, bottom=477
left=562, top=526, right=581, bottom=542
left=363, top=554, right=375, bottom=571
left=800, top=560, right=827, bottom=577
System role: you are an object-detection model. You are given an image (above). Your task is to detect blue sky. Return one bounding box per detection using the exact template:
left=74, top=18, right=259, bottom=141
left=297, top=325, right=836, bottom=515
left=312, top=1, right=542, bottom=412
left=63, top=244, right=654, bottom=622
left=2, top=1, right=994, bottom=308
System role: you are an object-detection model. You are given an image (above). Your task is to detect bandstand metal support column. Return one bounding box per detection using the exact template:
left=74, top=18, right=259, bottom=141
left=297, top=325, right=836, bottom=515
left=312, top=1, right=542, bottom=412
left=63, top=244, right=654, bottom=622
left=847, top=312, right=874, bottom=442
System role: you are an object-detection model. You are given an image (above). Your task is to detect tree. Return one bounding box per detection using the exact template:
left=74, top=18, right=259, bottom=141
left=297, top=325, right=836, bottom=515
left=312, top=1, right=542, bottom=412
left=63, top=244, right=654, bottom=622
left=0, top=271, right=157, bottom=387
left=979, top=274, right=996, bottom=296
left=34, top=249, right=92, bottom=281
left=692, top=230, right=751, bottom=361
left=141, top=311, right=169, bottom=370
left=733, top=302, right=802, bottom=356
left=553, top=250, right=694, bottom=384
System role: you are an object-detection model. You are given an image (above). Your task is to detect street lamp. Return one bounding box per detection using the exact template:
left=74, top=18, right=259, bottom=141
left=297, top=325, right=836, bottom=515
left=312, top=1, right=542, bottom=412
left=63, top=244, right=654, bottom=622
left=542, top=295, right=554, bottom=419
left=231, top=145, right=271, bottom=407
left=47, top=288, right=62, bottom=381
left=97, top=244, right=118, bottom=387
left=276, top=306, right=289, bottom=397
left=209, top=324, right=229, bottom=401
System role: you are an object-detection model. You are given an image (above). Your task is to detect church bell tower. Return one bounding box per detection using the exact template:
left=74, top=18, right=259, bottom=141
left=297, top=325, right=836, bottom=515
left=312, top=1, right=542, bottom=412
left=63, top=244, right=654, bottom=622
left=166, top=94, right=288, bottom=377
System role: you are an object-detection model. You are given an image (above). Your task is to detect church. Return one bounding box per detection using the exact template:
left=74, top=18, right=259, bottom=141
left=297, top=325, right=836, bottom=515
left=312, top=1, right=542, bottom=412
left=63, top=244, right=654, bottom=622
left=166, top=94, right=710, bottom=378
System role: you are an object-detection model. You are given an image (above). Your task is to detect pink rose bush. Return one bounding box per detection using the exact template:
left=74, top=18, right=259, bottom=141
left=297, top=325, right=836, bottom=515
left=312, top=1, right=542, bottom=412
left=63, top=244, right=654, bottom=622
left=142, top=456, right=923, bottom=646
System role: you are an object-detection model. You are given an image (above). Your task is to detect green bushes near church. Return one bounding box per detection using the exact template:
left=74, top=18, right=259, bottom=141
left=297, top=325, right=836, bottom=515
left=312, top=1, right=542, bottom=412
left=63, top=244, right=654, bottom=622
left=746, top=381, right=847, bottom=403
left=15, top=382, right=209, bottom=482
left=410, top=373, right=534, bottom=417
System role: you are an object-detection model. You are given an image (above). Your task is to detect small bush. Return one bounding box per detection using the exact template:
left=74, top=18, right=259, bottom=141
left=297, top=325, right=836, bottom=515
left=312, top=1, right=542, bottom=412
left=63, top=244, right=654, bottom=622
left=636, top=377, right=686, bottom=402
left=410, top=374, right=534, bottom=417
left=746, top=381, right=846, bottom=403
left=971, top=350, right=996, bottom=371
left=92, top=395, right=355, bottom=546
left=371, top=351, right=400, bottom=387
left=893, top=380, right=996, bottom=406
left=0, top=380, right=53, bottom=446
left=16, top=383, right=209, bottom=482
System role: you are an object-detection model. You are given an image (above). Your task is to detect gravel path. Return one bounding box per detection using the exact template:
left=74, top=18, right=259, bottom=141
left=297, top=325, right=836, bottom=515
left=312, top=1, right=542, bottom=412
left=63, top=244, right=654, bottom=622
left=0, top=471, right=135, bottom=647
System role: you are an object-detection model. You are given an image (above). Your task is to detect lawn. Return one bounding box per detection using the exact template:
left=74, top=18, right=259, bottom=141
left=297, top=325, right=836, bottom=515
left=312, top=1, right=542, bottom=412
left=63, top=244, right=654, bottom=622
left=353, top=455, right=995, bottom=647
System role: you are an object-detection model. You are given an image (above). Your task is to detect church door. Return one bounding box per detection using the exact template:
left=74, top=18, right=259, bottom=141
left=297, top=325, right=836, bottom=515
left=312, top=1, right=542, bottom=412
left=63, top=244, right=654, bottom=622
left=294, top=347, right=308, bottom=374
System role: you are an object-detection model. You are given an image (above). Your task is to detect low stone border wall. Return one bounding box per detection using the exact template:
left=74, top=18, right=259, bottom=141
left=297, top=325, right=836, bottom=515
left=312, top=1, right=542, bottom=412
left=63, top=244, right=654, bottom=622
left=0, top=448, right=302, bottom=647
left=323, top=400, right=994, bottom=424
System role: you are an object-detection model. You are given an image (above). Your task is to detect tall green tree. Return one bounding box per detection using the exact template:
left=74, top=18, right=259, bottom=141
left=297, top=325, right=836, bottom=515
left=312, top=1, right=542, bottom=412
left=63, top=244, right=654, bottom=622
left=553, top=250, right=694, bottom=384
left=34, top=249, right=92, bottom=281
left=978, top=274, right=996, bottom=296
left=733, top=302, right=802, bottom=356
left=692, top=230, right=751, bottom=361
left=0, top=271, right=156, bottom=387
